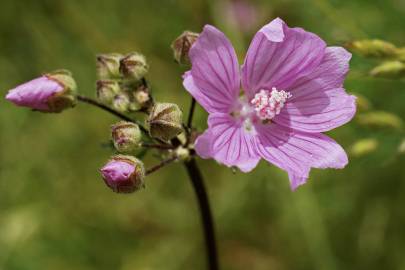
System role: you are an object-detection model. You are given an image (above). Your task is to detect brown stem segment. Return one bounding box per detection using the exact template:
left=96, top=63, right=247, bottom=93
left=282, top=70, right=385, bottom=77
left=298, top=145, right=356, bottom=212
left=76, top=95, right=148, bottom=134
left=184, top=159, right=219, bottom=270
left=145, top=156, right=178, bottom=175
left=140, top=143, right=175, bottom=150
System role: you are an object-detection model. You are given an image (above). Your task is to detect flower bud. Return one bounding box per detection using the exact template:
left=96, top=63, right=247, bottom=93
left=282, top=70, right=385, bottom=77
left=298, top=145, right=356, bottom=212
left=370, top=60, right=405, bottom=79
left=112, top=93, right=130, bottom=113
left=100, top=155, right=145, bottom=193
left=346, top=39, right=398, bottom=58
left=96, top=53, right=122, bottom=79
left=171, top=31, right=199, bottom=64
left=147, top=102, right=183, bottom=141
left=5, top=69, right=77, bottom=113
left=96, top=80, right=121, bottom=104
left=111, top=121, right=142, bottom=153
left=119, top=52, right=149, bottom=81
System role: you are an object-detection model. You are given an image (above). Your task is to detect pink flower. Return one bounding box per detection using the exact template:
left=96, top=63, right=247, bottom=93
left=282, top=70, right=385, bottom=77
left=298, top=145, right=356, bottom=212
left=183, top=18, right=356, bottom=190
left=5, top=71, right=77, bottom=113
left=100, top=156, right=145, bottom=193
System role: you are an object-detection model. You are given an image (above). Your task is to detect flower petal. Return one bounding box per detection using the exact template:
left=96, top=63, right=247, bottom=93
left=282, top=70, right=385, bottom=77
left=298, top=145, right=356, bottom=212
left=195, top=113, right=260, bottom=172
left=6, top=76, right=62, bottom=111
left=274, top=47, right=356, bottom=132
left=256, top=123, right=348, bottom=190
left=184, top=25, right=240, bottom=113
left=241, top=18, right=326, bottom=97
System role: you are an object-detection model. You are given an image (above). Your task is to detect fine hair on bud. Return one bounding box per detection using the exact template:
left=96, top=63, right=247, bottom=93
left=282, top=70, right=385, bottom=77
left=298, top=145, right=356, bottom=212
left=111, top=121, right=142, bottom=153
left=147, top=102, right=183, bottom=141
left=171, top=31, right=199, bottom=64
left=96, top=53, right=123, bottom=79
left=96, top=80, right=121, bottom=104
left=119, top=52, right=149, bottom=81
left=100, top=155, right=145, bottom=193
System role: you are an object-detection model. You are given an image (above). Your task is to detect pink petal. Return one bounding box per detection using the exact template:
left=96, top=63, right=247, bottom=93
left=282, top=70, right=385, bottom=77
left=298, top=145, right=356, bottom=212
left=6, top=76, right=62, bottom=111
left=274, top=47, right=356, bottom=132
left=183, top=25, right=240, bottom=113
left=195, top=113, right=260, bottom=172
left=255, top=123, right=348, bottom=190
left=241, top=18, right=326, bottom=98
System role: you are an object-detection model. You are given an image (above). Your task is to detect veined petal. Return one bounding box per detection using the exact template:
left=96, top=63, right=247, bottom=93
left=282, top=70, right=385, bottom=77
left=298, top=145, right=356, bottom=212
left=184, top=25, right=240, bottom=113
left=274, top=47, right=356, bottom=132
left=241, top=17, right=326, bottom=97
left=256, top=123, right=348, bottom=190
left=195, top=113, right=260, bottom=172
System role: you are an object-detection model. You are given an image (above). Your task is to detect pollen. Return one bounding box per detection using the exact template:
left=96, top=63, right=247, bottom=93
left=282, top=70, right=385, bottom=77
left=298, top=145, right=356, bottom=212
left=251, top=87, right=292, bottom=121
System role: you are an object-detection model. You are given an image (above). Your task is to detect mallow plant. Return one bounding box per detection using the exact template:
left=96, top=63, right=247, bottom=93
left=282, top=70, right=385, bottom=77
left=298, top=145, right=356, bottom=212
left=5, top=18, right=357, bottom=270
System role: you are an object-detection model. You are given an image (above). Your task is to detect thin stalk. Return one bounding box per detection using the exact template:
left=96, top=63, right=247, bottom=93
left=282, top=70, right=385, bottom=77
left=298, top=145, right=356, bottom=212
left=76, top=95, right=148, bottom=134
left=146, top=156, right=178, bottom=175
left=184, top=159, right=219, bottom=270
left=140, top=143, right=175, bottom=150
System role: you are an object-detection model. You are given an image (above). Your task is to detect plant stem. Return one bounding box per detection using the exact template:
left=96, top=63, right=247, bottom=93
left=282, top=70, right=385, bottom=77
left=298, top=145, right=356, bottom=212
left=184, top=159, right=219, bottom=270
left=140, top=143, right=175, bottom=150
left=76, top=95, right=148, bottom=134
left=145, top=156, right=178, bottom=175
left=187, top=98, right=196, bottom=129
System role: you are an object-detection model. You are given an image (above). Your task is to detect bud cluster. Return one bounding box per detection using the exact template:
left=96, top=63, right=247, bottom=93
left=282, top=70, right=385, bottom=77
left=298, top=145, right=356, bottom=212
left=96, top=53, right=151, bottom=113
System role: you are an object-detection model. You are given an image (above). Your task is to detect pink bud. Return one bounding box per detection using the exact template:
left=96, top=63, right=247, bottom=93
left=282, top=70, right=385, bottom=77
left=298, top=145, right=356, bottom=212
left=5, top=70, right=77, bottom=113
left=100, top=155, right=145, bottom=193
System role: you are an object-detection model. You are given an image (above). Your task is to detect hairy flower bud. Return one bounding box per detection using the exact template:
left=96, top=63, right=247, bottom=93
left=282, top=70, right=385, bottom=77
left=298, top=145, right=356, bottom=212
left=171, top=31, right=199, bottom=64
left=96, top=53, right=123, bottom=79
left=119, top=52, right=149, bottom=81
left=370, top=60, right=405, bottom=79
left=96, top=80, right=120, bottom=104
left=100, top=155, right=145, bottom=193
left=111, top=121, right=142, bottom=153
left=6, top=69, right=77, bottom=113
left=147, top=102, right=183, bottom=141
left=112, top=93, right=130, bottom=113
left=346, top=39, right=398, bottom=58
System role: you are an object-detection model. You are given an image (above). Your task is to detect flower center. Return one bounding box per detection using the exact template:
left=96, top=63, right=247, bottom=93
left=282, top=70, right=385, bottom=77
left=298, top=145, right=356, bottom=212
left=250, top=87, right=291, bottom=121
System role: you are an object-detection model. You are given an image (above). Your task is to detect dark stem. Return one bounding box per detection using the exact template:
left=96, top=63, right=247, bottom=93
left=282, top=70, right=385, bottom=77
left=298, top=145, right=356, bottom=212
left=184, top=159, right=219, bottom=270
left=77, top=95, right=148, bottom=134
left=146, top=156, right=178, bottom=175
left=140, top=143, right=175, bottom=150
left=187, top=98, right=196, bottom=129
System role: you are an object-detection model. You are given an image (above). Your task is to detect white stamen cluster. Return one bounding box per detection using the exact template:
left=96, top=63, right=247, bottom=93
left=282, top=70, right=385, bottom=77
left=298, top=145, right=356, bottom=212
left=251, top=87, right=292, bottom=120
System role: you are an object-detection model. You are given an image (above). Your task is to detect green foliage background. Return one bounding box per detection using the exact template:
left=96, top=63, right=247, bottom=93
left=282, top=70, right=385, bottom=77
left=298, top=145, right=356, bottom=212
left=0, top=0, right=404, bottom=269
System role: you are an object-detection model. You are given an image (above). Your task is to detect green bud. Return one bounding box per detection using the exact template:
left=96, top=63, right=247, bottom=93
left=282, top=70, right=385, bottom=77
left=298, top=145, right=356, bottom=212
left=45, top=70, right=77, bottom=112
left=119, top=52, right=149, bottom=81
left=111, top=121, right=142, bottom=153
left=96, top=53, right=123, bottom=79
left=350, top=138, right=378, bottom=157
left=357, top=111, right=403, bottom=130
left=347, top=39, right=398, bottom=58
left=370, top=60, right=405, bottom=79
left=171, top=31, right=199, bottom=65
left=147, top=102, right=183, bottom=141
left=96, top=80, right=121, bottom=104
left=112, top=93, right=130, bottom=113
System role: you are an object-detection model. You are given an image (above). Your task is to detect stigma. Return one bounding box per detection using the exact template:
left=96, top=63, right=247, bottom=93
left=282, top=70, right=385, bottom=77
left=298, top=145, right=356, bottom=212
left=250, top=87, right=292, bottom=121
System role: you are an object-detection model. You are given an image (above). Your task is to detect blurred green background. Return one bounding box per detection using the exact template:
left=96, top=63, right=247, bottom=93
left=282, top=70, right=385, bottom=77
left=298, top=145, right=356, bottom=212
left=1, top=0, right=405, bottom=269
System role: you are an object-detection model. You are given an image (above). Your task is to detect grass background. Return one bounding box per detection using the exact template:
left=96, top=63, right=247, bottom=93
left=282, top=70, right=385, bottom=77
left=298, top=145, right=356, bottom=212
left=0, top=0, right=404, bottom=269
